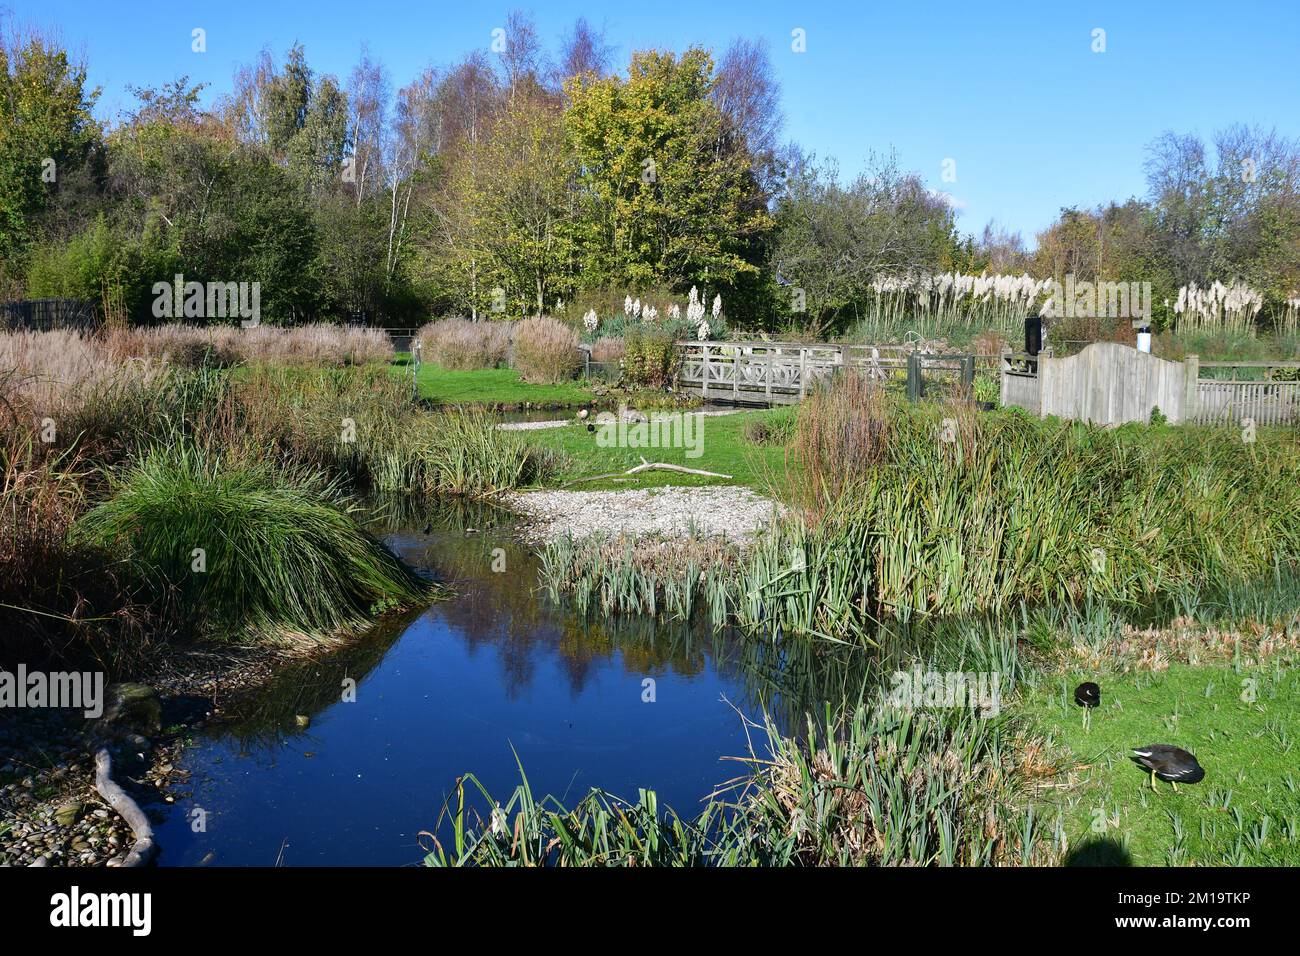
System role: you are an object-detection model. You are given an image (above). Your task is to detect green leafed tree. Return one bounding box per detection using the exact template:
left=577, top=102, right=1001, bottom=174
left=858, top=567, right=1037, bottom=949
left=0, top=29, right=101, bottom=280
left=563, top=47, right=772, bottom=295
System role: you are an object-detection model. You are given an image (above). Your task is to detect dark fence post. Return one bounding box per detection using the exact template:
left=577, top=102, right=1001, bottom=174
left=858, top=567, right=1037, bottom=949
left=907, top=351, right=922, bottom=401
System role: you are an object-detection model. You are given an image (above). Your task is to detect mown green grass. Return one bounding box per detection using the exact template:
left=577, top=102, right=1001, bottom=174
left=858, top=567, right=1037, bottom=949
left=522, top=407, right=795, bottom=493
left=392, top=356, right=595, bottom=406
left=1025, top=663, right=1300, bottom=866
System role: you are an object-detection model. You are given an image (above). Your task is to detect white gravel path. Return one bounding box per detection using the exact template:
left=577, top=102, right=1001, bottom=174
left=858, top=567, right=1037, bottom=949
left=505, top=485, right=781, bottom=543
left=495, top=408, right=743, bottom=431
left=495, top=419, right=571, bottom=431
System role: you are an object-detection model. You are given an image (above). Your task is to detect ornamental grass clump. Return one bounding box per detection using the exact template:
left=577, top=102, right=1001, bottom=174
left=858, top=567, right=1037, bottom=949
left=510, top=316, right=580, bottom=383
left=104, top=323, right=394, bottom=368
left=72, top=445, right=429, bottom=640
left=1174, top=280, right=1265, bottom=337
left=416, top=318, right=511, bottom=370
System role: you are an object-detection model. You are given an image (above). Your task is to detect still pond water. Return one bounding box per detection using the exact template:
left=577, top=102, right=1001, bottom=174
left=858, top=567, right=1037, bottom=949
left=154, top=505, right=863, bottom=866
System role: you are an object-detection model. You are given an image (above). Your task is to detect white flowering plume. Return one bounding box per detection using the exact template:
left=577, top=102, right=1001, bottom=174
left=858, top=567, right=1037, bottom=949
left=583, top=309, right=598, bottom=333
left=865, top=271, right=1054, bottom=334
left=686, top=286, right=706, bottom=325
left=1174, top=280, right=1264, bottom=336
left=712, top=294, right=722, bottom=317
left=1282, top=293, right=1300, bottom=338
left=697, top=321, right=711, bottom=341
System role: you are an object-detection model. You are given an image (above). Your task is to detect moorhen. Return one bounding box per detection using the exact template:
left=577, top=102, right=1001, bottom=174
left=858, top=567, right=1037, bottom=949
left=1074, top=682, right=1101, bottom=708
left=1131, top=745, right=1205, bottom=793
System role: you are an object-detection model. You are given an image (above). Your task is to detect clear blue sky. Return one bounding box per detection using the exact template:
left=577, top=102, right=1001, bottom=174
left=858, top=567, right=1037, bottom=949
left=8, top=0, right=1299, bottom=245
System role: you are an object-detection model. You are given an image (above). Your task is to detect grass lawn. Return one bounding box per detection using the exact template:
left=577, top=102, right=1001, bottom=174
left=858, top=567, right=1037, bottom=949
left=393, top=356, right=596, bottom=406
left=522, top=407, right=797, bottom=494
left=1025, top=662, right=1300, bottom=866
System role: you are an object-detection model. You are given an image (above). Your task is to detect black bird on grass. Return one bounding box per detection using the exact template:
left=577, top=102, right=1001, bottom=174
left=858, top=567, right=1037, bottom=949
left=1131, top=745, right=1205, bottom=793
left=1074, top=682, right=1101, bottom=708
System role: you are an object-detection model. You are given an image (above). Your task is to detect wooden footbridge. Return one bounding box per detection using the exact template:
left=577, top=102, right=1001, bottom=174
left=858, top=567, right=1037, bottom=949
left=674, top=340, right=976, bottom=406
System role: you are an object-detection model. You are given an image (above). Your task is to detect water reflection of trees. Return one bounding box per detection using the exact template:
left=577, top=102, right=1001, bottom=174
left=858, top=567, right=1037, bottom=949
left=212, top=502, right=964, bottom=753
left=208, top=611, right=414, bottom=751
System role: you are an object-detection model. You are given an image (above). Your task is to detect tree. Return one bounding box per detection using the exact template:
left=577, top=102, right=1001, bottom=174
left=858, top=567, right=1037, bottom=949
left=1144, top=125, right=1300, bottom=298
left=406, top=53, right=507, bottom=316
left=473, top=95, right=577, bottom=313
left=712, top=38, right=783, bottom=194
left=287, top=75, right=349, bottom=196
left=771, top=153, right=960, bottom=333
left=106, top=81, right=320, bottom=323
left=347, top=47, right=389, bottom=205
left=555, top=18, right=614, bottom=82
left=0, top=29, right=101, bottom=270
left=564, top=47, right=772, bottom=293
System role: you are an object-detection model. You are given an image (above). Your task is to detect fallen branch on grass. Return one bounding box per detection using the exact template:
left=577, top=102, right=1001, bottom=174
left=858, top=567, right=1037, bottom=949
left=562, top=456, right=733, bottom=487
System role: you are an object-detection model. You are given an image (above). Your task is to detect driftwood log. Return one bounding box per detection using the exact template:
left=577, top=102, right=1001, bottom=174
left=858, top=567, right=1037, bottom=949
left=94, top=747, right=157, bottom=867
left=562, top=457, right=733, bottom=487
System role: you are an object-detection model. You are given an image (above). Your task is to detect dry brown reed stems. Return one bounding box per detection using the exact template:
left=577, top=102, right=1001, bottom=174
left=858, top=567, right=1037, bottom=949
left=415, top=318, right=511, bottom=369
left=512, top=316, right=581, bottom=383
left=0, top=329, right=163, bottom=423
left=589, top=336, right=625, bottom=363
left=103, top=323, right=393, bottom=367
left=785, top=370, right=893, bottom=520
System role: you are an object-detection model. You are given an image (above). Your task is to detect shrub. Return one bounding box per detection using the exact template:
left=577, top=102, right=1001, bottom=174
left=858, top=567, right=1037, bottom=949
left=416, top=318, right=511, bottom=370
left=510, top=316, right=580, bottom=383
left=73, top=446, right=429, bottom=639
left=622, top=328, right=680, bottom=388
left=973, top=373, right=1000, bottom=404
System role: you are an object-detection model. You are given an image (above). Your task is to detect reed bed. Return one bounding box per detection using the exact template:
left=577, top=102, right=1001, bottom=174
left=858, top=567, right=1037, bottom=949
left=1, top=329, right=555, bottom=658
left=423, top=621, right=1059, bottom=867
left=539, top=375, right=1300, bottom=638
left=228, top=366, right=557, bottom=498
left=104, top=323, right=394, bottom=368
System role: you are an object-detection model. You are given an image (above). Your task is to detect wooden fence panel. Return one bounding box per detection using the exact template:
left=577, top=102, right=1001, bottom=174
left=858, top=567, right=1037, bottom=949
left=1038, top=343, right=1190, bottom=424
left=1195, top=380, right=1300, bottom=426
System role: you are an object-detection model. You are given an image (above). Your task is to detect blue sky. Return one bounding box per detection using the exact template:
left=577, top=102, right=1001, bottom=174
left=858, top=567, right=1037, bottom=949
left=8, top=0, right=1299, bottom=245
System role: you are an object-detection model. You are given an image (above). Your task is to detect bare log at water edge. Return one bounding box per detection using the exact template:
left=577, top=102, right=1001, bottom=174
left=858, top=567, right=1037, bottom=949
left=93, top=747, right=158, bottom=867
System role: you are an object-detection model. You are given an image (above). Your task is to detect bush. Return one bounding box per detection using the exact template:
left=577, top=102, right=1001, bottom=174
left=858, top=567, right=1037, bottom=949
left=73, top=446, right=428, bottom=638
left=510, top=316, right=580, bottom=383
left=416, top=318, right=511, bottom=370
left=622, top=328, right=680, bottom=388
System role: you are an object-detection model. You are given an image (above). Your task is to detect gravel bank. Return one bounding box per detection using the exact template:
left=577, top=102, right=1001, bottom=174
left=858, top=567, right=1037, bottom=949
left=506, top=485, right=781, bottom=543
left=0, top=709, right=190, bottom=867
left=496, top=408, right=743, bottom=431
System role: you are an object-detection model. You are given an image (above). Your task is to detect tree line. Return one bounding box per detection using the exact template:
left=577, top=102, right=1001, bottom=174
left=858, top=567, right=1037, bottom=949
left=2, top=12, right=1297, bottom=334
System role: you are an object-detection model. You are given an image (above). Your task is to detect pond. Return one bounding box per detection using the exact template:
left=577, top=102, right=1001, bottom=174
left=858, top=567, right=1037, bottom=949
left=152, top=503, right=866, bottom=866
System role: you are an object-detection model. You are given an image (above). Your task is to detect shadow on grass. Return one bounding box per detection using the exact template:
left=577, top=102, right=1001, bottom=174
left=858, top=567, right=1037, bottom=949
left=1064, top=837, right=1134, bottom=867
